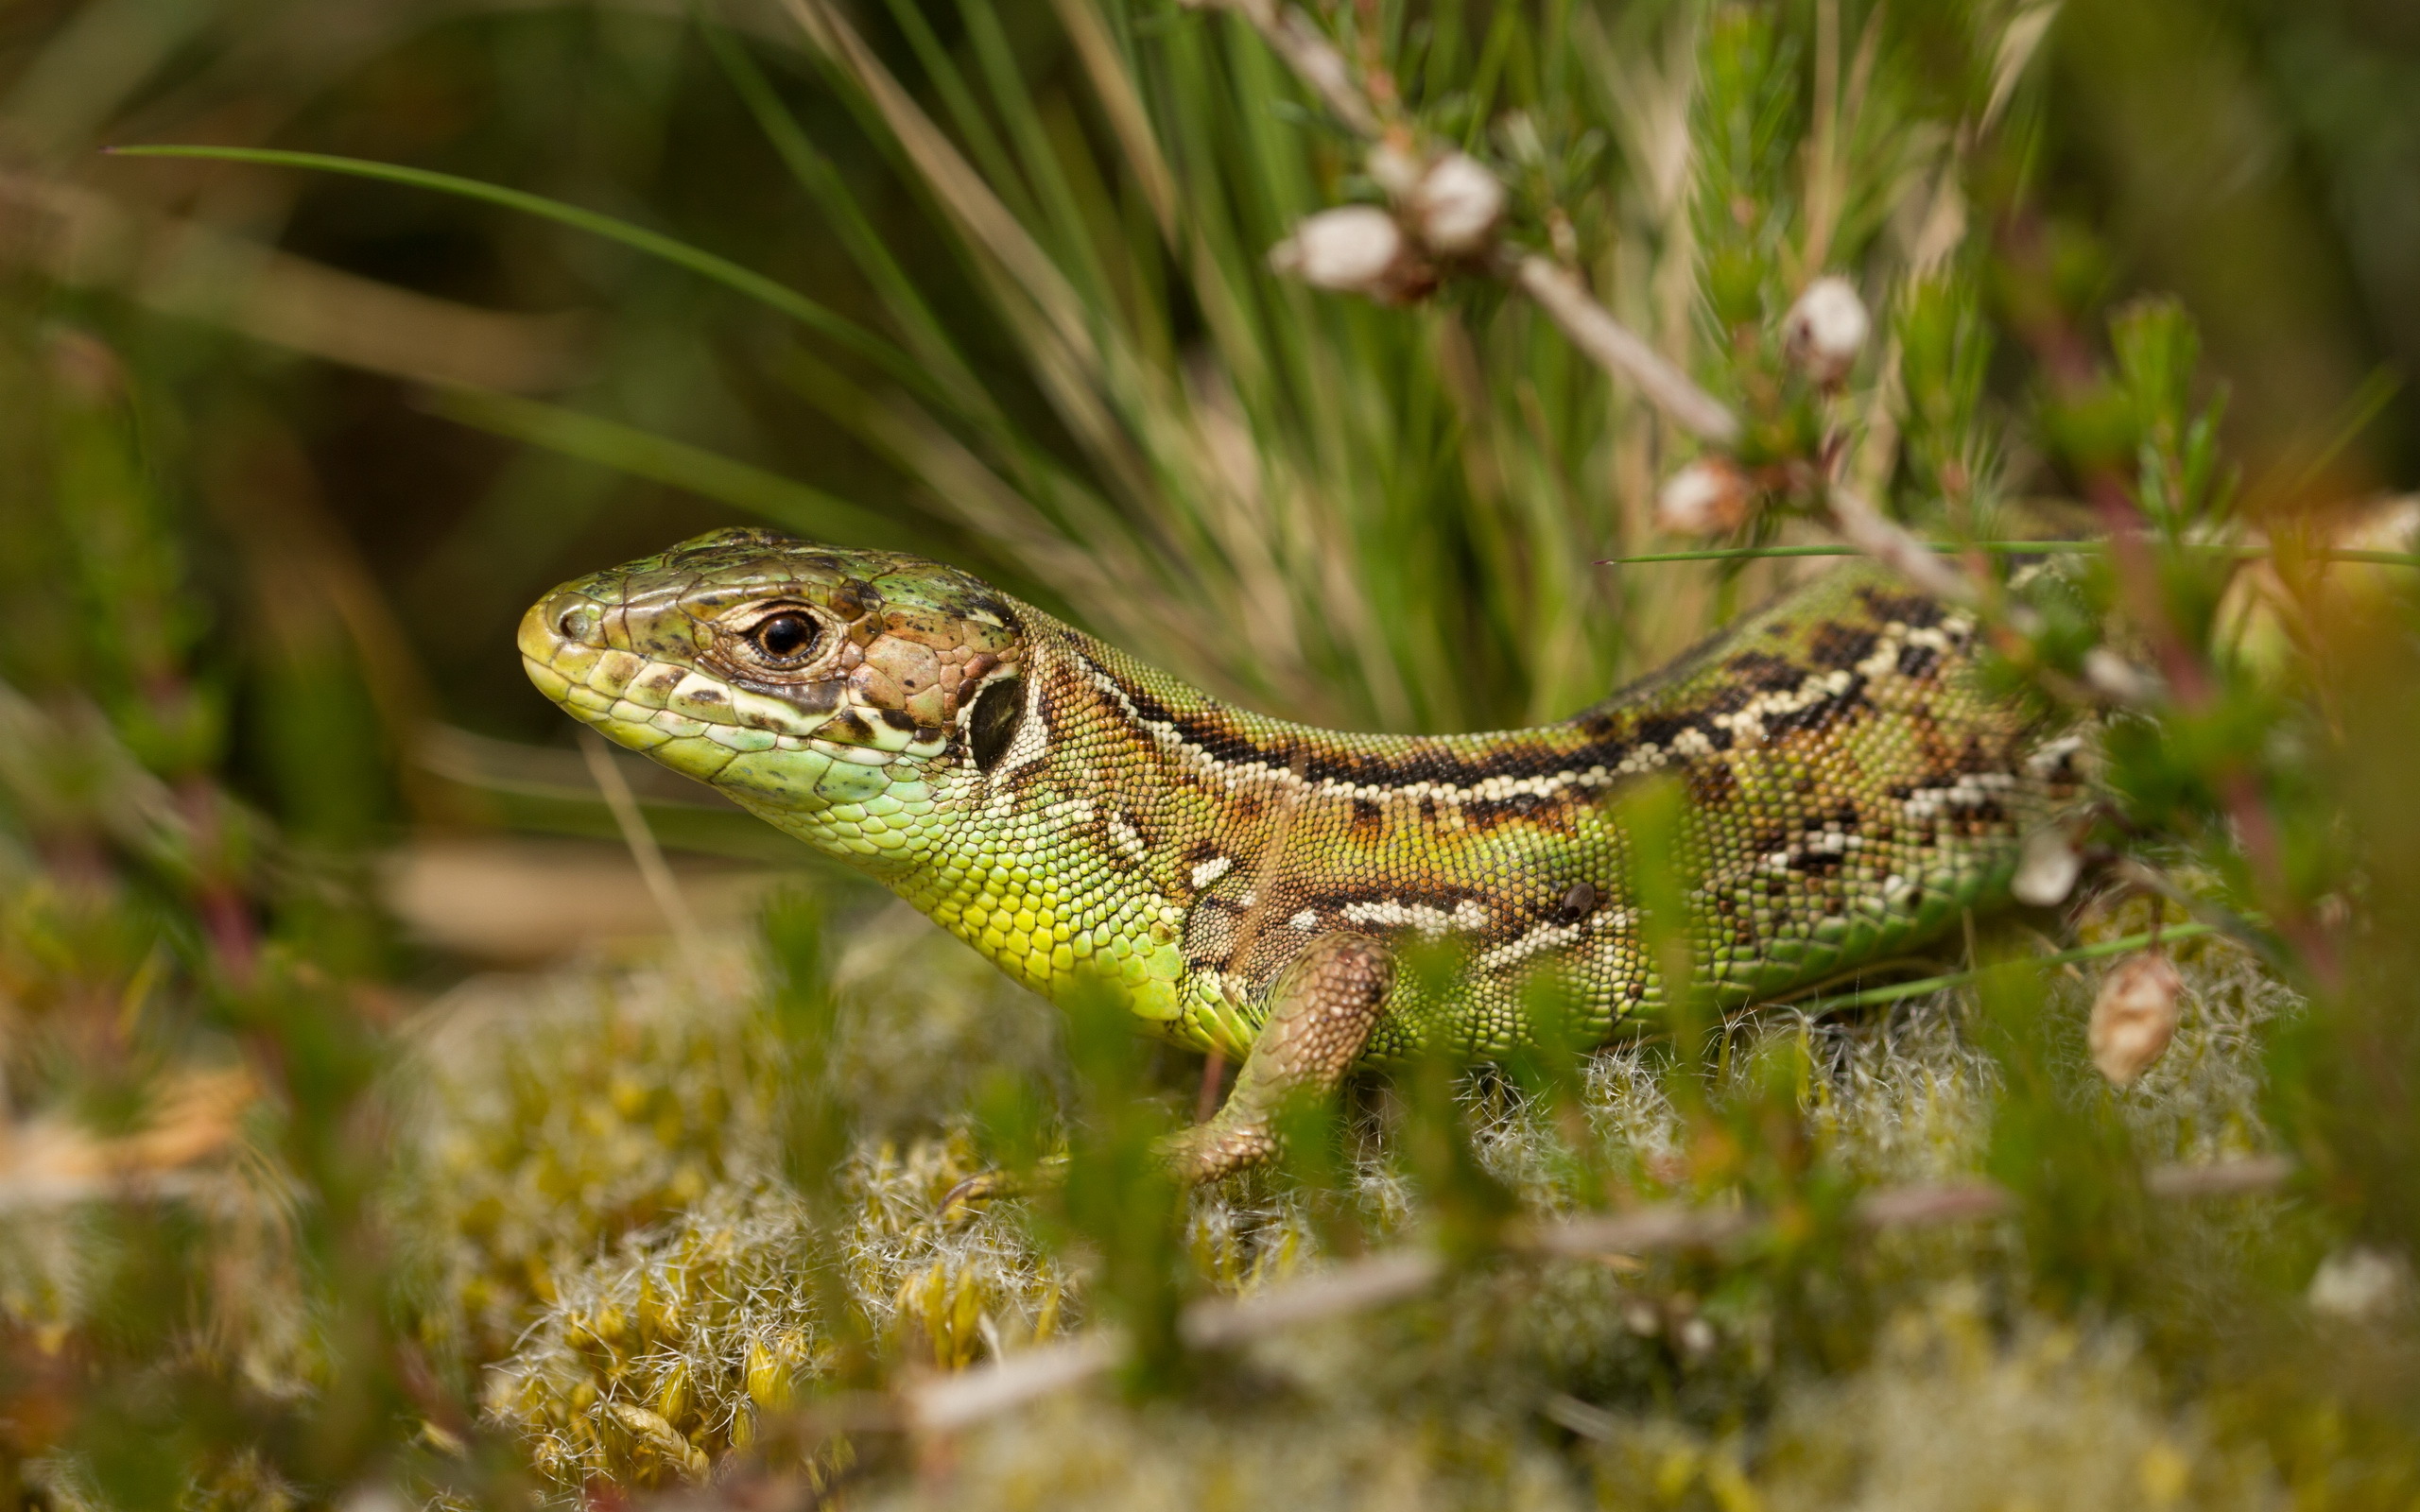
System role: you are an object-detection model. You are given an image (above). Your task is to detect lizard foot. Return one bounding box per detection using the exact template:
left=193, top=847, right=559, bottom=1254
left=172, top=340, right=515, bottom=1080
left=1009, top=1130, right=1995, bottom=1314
left=1160, top=933, right=1393, bottom=1186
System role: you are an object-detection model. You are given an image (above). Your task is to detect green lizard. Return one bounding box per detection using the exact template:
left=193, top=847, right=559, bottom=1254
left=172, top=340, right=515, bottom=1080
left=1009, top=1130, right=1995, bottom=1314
left=521, top=527, right=2083, bottom=1180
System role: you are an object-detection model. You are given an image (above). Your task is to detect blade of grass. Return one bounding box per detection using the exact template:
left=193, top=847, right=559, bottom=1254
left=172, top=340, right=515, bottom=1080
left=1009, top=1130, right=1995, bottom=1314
left=872, top=0, right=1044, bottom=229
left=428, top=387, right=918, bottom=549
left=957, top=0, right=1121, bottom=305
left=1048, top=0, right=1179, bottom=242
left=696, top=17, right=994, bottom=422
left=1599, top=542, right=2420, bottom=566
left=106, top=144, right=942, bottom=403
left=1792, top=921, right=2219, bottom=1014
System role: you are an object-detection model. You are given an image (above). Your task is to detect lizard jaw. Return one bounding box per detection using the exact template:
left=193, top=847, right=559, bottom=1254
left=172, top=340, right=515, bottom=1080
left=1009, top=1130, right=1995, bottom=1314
left=517, top=593, right=949, bottom=783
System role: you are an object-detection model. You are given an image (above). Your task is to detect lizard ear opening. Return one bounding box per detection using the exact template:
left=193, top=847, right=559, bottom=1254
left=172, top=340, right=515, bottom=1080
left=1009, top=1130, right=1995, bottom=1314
left=967, top=677, right=1025, bottom=771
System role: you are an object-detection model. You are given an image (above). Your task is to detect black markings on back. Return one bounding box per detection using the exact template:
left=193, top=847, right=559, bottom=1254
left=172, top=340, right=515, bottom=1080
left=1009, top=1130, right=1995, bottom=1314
left=1073, top=571, right=1958, bottom=811
left=1855, top=586, right=1945, bottom=628
left=968, top=677, right=1025, bottom=772
left=1807, top=623, right=1879, bottom=670
left=1727, top=651, right=1806, bottom=691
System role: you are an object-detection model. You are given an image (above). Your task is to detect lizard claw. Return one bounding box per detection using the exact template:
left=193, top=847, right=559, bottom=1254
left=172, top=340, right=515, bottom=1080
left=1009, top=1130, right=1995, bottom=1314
left=938, top=1168, right=1018, bottom=1217
left=937, top=1155, right=1066, bottom=1218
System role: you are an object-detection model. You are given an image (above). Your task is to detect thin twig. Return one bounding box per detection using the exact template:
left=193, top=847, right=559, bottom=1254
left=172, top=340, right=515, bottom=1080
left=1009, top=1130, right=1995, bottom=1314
left=1824, top=480, right=1980, bottom=605
left=1179, top=1248, right=1442, bottom=1348
left=900, top=1156, right=2291, bottom=1429
left=1186, top=0, right=1380, bottom=136
left=908, top=1331, right=1125, bottom=1433
left=1184, top=0, right=1741, bottom=447
left=1512, top=256, right=1742, bottom=445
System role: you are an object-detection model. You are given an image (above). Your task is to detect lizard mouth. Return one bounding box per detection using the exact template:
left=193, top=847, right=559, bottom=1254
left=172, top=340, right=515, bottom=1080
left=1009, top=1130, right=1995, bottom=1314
left=516, top=590, right=950, bottom=788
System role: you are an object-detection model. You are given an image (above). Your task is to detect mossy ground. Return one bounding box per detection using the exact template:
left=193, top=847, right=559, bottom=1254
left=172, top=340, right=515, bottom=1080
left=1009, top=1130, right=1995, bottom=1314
left=354, top=883, right=2410, bottom=1507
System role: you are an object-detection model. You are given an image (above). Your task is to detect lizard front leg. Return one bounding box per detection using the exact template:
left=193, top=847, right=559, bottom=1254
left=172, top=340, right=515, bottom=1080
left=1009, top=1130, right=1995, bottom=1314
left=1163, top=933, right=1395, bottom=1184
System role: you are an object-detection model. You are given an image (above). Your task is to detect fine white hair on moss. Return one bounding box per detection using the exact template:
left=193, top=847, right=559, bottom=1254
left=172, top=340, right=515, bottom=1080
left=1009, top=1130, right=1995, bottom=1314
left=378, top=890, right=2327, bottom=1502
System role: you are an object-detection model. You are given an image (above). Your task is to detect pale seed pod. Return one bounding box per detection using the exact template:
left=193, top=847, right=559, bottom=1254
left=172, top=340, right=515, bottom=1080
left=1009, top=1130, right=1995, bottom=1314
left=1783, top=275, right=1871, bottom=384
left=1677, top=1315, right=1718, bottom=1359
left=1411, top=152, right=1506, bottom=256
left=2089, top=950, right=2183, bottom=1085
left=1655, top=457, right=1754, bottom=536
left=2083, top=647, right=2161, bottom=705
left=655, top=1359, right=689, bottom=1428
left=2013, top=825, right=2084, bottom=907
left=2308, top=1246, right=2412, bottom=1322
left=610, top=1401, right=691, bottom=1460
left=1269, top=207, right=1408, bottom=295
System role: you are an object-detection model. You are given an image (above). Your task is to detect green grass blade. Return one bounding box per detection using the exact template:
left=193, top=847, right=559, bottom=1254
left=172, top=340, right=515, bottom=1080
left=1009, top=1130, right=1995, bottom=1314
left=108, top=144, right=940, bottom=401
left=429, top=387, right=916, bottom=549
left=1793, top=923, right=2220, bottom=1015
left=1599, top=542, right=2420, bottom=566
left=873, top=0, right=1044, bottom=228
left=697, top=20, right=995, bottom=423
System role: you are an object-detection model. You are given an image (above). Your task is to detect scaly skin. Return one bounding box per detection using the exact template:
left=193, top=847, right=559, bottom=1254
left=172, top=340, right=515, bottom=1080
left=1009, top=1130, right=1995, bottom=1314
left=522, top=528, right=2083, bottom=1178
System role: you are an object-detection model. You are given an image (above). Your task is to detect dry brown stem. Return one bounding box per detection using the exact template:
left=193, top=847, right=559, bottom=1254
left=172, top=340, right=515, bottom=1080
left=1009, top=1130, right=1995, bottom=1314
left=1513, top=255, right=1743, bottom=445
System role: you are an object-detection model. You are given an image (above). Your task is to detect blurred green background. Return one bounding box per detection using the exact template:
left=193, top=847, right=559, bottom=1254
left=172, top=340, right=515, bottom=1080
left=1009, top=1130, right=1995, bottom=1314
left=4, top=0, right=2420, bottom=1501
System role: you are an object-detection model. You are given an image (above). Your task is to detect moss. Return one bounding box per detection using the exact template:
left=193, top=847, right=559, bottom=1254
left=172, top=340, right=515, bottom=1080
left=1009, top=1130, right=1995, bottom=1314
left=355, top=882, right=2405, bottom=1504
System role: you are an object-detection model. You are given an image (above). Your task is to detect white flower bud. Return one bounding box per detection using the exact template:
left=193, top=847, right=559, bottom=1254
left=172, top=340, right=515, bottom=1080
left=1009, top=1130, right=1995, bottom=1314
left=2089, top=949, right=2183, bottom=1086
left=2012, top=825, right=2084, bottom=907
left=1783, top=275, right=1870, bottom=384
left=1654, top=458, right=1754, bottom=537
left=1410, top=152, right=1506, bottom=256
left=1269, top=207, right=1406, bottom=295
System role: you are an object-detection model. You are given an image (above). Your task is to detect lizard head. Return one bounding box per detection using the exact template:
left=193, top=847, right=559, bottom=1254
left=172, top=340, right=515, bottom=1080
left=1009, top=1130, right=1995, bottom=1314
left=518, top=527, right=1028, bottom=843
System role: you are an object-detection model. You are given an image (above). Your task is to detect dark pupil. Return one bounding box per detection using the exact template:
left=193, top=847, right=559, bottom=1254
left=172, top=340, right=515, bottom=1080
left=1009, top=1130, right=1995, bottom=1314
left=754, top=613, right=816, bottom=660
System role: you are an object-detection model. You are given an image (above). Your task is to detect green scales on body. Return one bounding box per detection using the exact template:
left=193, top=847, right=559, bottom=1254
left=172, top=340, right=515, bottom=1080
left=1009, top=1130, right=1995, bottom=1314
left=522, top=528, right=2084, bottom=1180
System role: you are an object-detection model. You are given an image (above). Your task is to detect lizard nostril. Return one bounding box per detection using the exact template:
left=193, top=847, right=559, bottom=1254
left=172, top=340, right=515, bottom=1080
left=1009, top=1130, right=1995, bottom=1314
left=556, top=603, right=601, bottom=643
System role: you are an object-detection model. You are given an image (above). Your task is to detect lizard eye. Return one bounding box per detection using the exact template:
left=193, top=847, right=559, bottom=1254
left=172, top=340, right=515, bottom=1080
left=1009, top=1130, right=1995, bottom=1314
left=747, top=611, right=822, bottom=665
